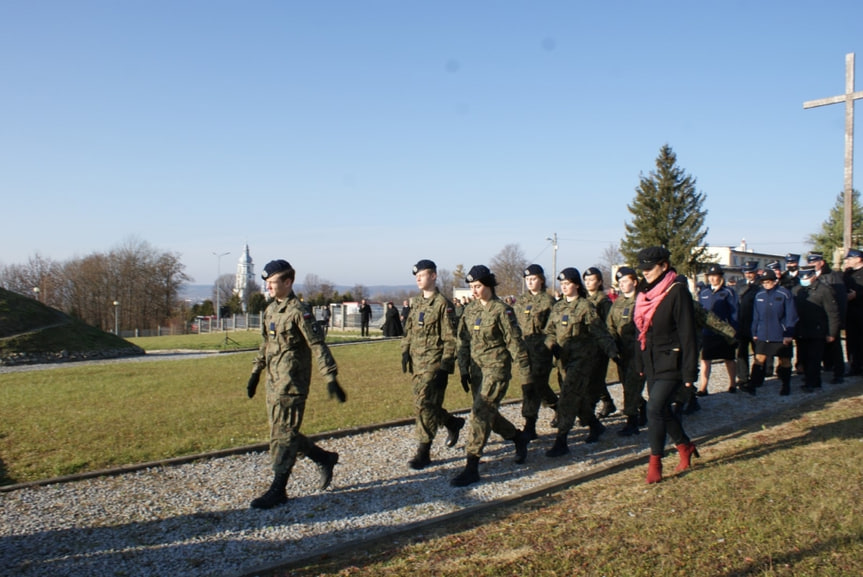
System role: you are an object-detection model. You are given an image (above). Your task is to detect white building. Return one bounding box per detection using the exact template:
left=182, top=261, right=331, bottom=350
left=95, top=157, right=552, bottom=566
left=699, top=239, right=786, bottom=283
left=234, top=243, right=255, bottom=312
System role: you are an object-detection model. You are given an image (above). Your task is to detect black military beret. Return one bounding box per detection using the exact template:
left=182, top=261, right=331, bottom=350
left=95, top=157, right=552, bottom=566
left=741, top=261, right=759, bottom=273
left=558, top=267, right=581, bottom=282
left=706, top=264, right=724, bottom=276
left=523, top=264, right=544, bottom=277
left=412, top=259, right=436, bottom=274
left=261, top=259, right=292, bottom=280
left=583, top=267, right=602, bottom=278
left=466, top=264, right=497, bottom=286
left=636, top=246, right=671, bottom=270
left=615, top=266, right=637, bottom=281
left=806, top=252, right=823, bottom=263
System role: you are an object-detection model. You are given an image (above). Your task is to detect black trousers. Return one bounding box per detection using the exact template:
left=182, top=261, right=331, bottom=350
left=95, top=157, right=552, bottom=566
left=646, top=378, right=690, bottom=456
left=797, top=338, right=826, bottom=388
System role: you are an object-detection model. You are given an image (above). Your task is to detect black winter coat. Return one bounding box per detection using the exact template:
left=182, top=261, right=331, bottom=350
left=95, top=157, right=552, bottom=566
left=636, top=275, right=698, bottom=385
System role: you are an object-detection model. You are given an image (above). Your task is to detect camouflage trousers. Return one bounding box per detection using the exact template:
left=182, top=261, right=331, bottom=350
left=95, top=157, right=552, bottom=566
left=412, top=370, right=452, bottom=444
left=465, top=366, right=517, bottom=457
left=521, top=365, right=557, bottom=419
left=588, top=354, right=612, bottom=404
left=556, top=360, right=594, bottom=433
left=267, top=392, right=314, bottom=475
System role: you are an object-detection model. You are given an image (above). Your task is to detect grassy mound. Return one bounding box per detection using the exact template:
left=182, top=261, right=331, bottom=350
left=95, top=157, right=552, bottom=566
left=0, top=287, right=143, bottom=362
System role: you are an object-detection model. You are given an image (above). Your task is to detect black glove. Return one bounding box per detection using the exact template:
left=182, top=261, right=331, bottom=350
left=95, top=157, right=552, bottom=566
left=431, top=370, right=448, bottom=390
left=327, top=379, right=347, bottom=403
left=460, top=373, right=471, bottom=393
left=551, top=344, right=562, bottom=360
left=247, top=371, right=261, bottom=398
left=401, top=351, right=413, bottom=374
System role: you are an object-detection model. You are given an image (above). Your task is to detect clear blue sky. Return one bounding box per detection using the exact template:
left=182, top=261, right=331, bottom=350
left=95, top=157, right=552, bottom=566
left=2, top=1, right=861, bottom=286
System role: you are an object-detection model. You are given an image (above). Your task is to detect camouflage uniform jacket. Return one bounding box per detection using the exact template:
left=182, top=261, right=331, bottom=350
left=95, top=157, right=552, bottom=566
left=252, top=292, right=337, bottom=396
left=587, top=290, right=612, bottom=322
left=544, top=297, right=619, bottom=368
left=515, top=291, right=555, bottom=368
left=606, top=293, right=637, bottom=353
left=401, top=289, right=457, bottom=374
left=457, top=297, right=531, bottom=383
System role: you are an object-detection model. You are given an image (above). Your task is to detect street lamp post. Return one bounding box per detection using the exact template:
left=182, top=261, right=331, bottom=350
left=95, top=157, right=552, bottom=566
left=546, top=233, right=558, bottom=293
left=213, top=251, right=230, bottom=328
left=113, top=301, right=120, bottom=335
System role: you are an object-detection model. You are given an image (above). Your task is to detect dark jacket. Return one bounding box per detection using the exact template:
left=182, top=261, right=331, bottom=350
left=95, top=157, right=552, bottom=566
left=736, top=280, right=759, bottom=339
left=793, top=279, right=840, bottom=339
left=817, top=264, right=847, bottom=327
left=636, top=275, right=698, bottom=385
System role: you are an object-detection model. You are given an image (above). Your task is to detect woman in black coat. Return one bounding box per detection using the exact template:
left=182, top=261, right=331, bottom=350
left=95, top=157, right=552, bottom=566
left=382, top=302, right=403, bottom=337
left=633, top=247, right=699, bottom=484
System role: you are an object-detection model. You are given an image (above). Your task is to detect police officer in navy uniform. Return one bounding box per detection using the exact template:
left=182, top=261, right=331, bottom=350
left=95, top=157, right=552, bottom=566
left=809, top=251, right=848, bottom=382
left=696, top=264, right=738, bottom=395
left=780, top=253, right=801, bottom=291
left=734, top=261, right=760, bottom=389
left=843, top=248, right=863, bottom=375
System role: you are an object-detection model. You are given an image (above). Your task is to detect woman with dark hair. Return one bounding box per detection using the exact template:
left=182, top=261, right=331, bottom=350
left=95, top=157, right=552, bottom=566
left=543, top=267, right=619, bottom=457
left=633, top=247, right=699, bottom=484
left=382, top=301, right=403, bottom=337
left=451, top=265, right=532, bottom=486
left=514, top=264, right=559, bottom=439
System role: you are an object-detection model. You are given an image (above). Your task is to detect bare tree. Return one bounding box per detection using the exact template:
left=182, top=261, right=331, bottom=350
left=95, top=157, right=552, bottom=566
left=437, top=268, right=454, bottom=299
left=597, top=243, right=623, bottom=283
left=490, top=244, right=528, bottom=297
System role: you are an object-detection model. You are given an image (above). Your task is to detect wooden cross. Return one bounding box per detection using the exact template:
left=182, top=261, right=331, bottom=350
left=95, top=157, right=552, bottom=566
left=804, top=53, right=863, bottom=254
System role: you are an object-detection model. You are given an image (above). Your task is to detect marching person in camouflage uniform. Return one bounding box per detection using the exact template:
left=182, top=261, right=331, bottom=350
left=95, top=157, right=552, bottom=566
left=400, top=259, right=465, bottom=470
left=583, top=267, right=617, bottom=418
left=452, top=265, right=532, bottom=487
left=514, top=264, right=559, bottom=439
left=606, top=266, right=646, bottom=437
left=544, top=267, right=620, bottom=457
left=246, top=259, right=346, bottom=510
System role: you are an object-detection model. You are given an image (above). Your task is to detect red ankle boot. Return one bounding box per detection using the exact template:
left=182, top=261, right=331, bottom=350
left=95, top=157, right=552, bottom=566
left=646, top=454, right=663, bottom=484
left=675, top=442, right=699, bottom=472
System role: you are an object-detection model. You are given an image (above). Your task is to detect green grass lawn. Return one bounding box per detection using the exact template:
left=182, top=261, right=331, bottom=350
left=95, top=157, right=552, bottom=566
left=0, top=339, right=504, bottom=484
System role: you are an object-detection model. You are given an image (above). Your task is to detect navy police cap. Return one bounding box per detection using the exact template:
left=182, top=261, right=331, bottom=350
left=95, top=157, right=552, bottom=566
left=741, top=261, right=759, bottom=273
left=846, top=248, right=863, bottom=259
left=806, top=252, right=824, bottom=263
left=799, top=265, right=817, bottom=279
left=785, top=253, right=800, bottom=264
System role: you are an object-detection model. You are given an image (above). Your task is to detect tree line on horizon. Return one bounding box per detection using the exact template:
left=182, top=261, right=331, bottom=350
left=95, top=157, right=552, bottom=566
left=2, top=145, right=858, bottom=333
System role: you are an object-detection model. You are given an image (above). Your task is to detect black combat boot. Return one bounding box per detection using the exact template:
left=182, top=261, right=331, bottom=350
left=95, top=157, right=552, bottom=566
left=307, top=445, right=339, bottom=490
left=597, top=397, right=617, bottom=419
left=545, top=432, right=569, bottom=457
left=513, top=429, right=531, bottom=464
left=444, top=415, right=465, bottom=448
left=408, top=442, right=432, bottom=470
left=523, top=416, right=538, bottom=440
left=250, top=471, right=289, bottom=509
left=617, top=415, right=640, bottom=437
left=637, top=400, right=648, bottom=426
left=450, top=455, right=481, bottom=487
left=740, top=364, right=763, bottom=395
left=584, top=416, right=606, bottom=443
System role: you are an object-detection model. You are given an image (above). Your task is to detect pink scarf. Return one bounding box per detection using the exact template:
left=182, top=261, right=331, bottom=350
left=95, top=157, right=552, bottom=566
left=634, top=270, right=677, bottom=350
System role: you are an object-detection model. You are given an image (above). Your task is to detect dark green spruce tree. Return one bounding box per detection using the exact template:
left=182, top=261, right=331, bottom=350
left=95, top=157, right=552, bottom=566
left=808, top=190, right=862, bottom=261
left=620, top=144, right=710, bottom=276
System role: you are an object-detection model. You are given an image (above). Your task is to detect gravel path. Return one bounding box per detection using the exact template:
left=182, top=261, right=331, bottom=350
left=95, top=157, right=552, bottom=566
left=1, top=368, right=857, bottom=577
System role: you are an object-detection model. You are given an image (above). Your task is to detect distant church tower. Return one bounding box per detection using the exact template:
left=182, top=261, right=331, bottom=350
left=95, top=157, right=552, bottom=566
left=235, top=243, right=255, bottom=312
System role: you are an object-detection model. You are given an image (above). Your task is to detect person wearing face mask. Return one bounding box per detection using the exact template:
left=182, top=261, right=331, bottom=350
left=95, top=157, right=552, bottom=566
left=793, top=265, right=840, bottom=392
left=808, top=252, right=847, bottom=383
left=780, top=253, right=801, bottom=290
